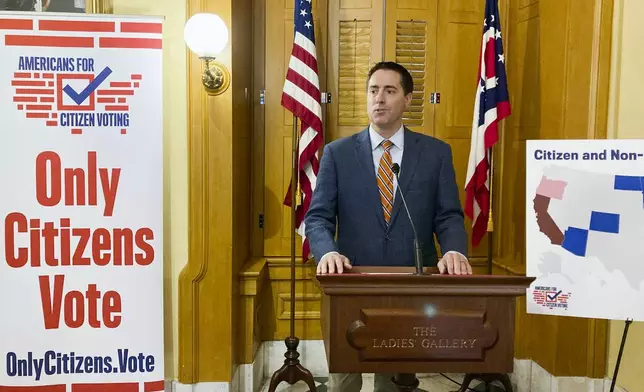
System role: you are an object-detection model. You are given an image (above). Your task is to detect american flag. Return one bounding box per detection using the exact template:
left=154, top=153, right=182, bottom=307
left=464, top=0, right=511, bottom=247
left=281, top=0, right=324, bottom=261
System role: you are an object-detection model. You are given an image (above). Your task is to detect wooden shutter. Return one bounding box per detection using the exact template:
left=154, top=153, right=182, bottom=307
left=338, top=20, right=372, bottom=126
left=395, top=19, right=427, bottom=126
left=327, top=0, right=384, bottom=141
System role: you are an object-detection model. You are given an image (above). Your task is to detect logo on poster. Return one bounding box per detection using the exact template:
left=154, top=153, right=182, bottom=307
left=12, top=56, right=142, bottom=135
left=533, top=286, right=571, bottom=310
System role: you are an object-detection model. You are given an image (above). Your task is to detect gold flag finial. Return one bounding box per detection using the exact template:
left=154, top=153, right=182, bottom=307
left=295, top=182, right=302, bottom=206
left=487, top=206, right=494, bottom=232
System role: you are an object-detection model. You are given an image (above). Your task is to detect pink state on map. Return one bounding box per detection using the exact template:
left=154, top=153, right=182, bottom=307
left=536, top=176, right=568, bottom=200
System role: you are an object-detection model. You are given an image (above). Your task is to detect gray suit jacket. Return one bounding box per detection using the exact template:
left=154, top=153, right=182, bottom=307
left=304, top=126, right=468, bottom=267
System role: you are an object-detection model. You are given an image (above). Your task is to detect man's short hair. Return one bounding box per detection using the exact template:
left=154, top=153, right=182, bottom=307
left=366, top=61, right=414, bottom=96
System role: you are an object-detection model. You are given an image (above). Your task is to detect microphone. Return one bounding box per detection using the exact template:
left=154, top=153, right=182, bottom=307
left=391, top=163, right=424, bottom=275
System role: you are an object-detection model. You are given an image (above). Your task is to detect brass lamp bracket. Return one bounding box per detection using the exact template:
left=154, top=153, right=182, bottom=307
left=201, top=57, right=230, bottom=96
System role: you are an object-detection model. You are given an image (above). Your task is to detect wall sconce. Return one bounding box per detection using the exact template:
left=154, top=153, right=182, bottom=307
left=184, top=13, right=230, bottom=96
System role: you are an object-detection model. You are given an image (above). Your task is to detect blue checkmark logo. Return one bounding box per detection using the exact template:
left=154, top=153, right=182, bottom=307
left=547, top=290, right=562, bottom=301
left=63, top=66, right=113, bottom=105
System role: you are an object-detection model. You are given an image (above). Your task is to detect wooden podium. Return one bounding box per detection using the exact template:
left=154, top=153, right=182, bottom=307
left=315, top=267, right=535, bottom=392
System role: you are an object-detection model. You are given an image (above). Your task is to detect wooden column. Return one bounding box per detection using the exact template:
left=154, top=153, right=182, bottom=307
left=178, top=0, right=253, bottom=383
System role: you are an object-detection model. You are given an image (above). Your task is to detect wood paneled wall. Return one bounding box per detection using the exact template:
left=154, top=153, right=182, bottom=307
left=492, top=0, right=614, bottom=378
left=177, top=0, right=616, bottom=384
left=86, top=0, right=113, bottom=13
left=238, top=0, right=615, bottom=379
left=177, top=0, right=253, bottom=383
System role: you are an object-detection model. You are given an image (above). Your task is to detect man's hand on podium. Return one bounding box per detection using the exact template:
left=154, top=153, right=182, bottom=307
left=438, top=251, right=472, bottom=275
left=317, top=252, right=352, bottom=274
left=316, top=251, right=472, bottom=275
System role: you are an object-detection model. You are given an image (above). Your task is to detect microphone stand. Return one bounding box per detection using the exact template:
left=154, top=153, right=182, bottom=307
left=392, top=163, right=423, bottom=275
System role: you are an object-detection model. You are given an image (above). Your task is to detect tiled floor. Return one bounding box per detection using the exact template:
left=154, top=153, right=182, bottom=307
left=259, top=373, right=491, bottom=392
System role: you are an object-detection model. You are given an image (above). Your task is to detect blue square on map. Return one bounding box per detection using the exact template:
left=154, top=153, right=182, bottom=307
left=614, top=175, right=643, bottom=191
left=589, top=211, right=620, bottom=234
left=562, top=227, right=588, bottom=257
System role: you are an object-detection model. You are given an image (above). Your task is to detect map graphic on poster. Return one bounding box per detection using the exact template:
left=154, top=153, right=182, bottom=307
left=526, top=139, right=644, bottom=322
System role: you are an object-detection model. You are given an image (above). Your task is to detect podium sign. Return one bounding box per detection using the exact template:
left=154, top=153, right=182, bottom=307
left=346, top=308, right=498, bottom=362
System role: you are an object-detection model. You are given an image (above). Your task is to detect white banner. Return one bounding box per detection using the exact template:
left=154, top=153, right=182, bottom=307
left=526, top=139, right=644, bottom=322
left=0, top=11, right=164, bottom=391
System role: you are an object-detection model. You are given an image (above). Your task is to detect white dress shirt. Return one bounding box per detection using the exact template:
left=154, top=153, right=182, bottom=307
left=369, top=124, right=404, bottom=199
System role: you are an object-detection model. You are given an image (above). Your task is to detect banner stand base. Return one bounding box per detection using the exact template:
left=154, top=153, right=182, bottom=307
left=609, top=318, right=633, bottom=392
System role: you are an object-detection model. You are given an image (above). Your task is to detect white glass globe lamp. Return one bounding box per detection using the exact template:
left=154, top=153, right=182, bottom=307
left=184, top=13, right=230, bottom=95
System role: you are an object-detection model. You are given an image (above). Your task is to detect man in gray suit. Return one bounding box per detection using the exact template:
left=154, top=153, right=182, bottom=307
left=304, top=61, right=472, bottom=391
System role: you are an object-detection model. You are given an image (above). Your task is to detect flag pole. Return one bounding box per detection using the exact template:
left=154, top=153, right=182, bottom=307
left=487, top=146, right=494, bottom=275
left=290, top=116, right=297, bottom=344
left=267, top=115, right=316, bottom=392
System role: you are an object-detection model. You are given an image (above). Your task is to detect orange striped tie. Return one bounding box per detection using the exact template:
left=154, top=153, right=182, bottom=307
left=377, top=140, right=395, bottom=224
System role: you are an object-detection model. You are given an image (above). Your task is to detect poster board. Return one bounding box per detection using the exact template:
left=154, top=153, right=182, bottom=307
left=0, top=11, right=164, bottom=391
left=526, top=139, right=644, bottom=322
